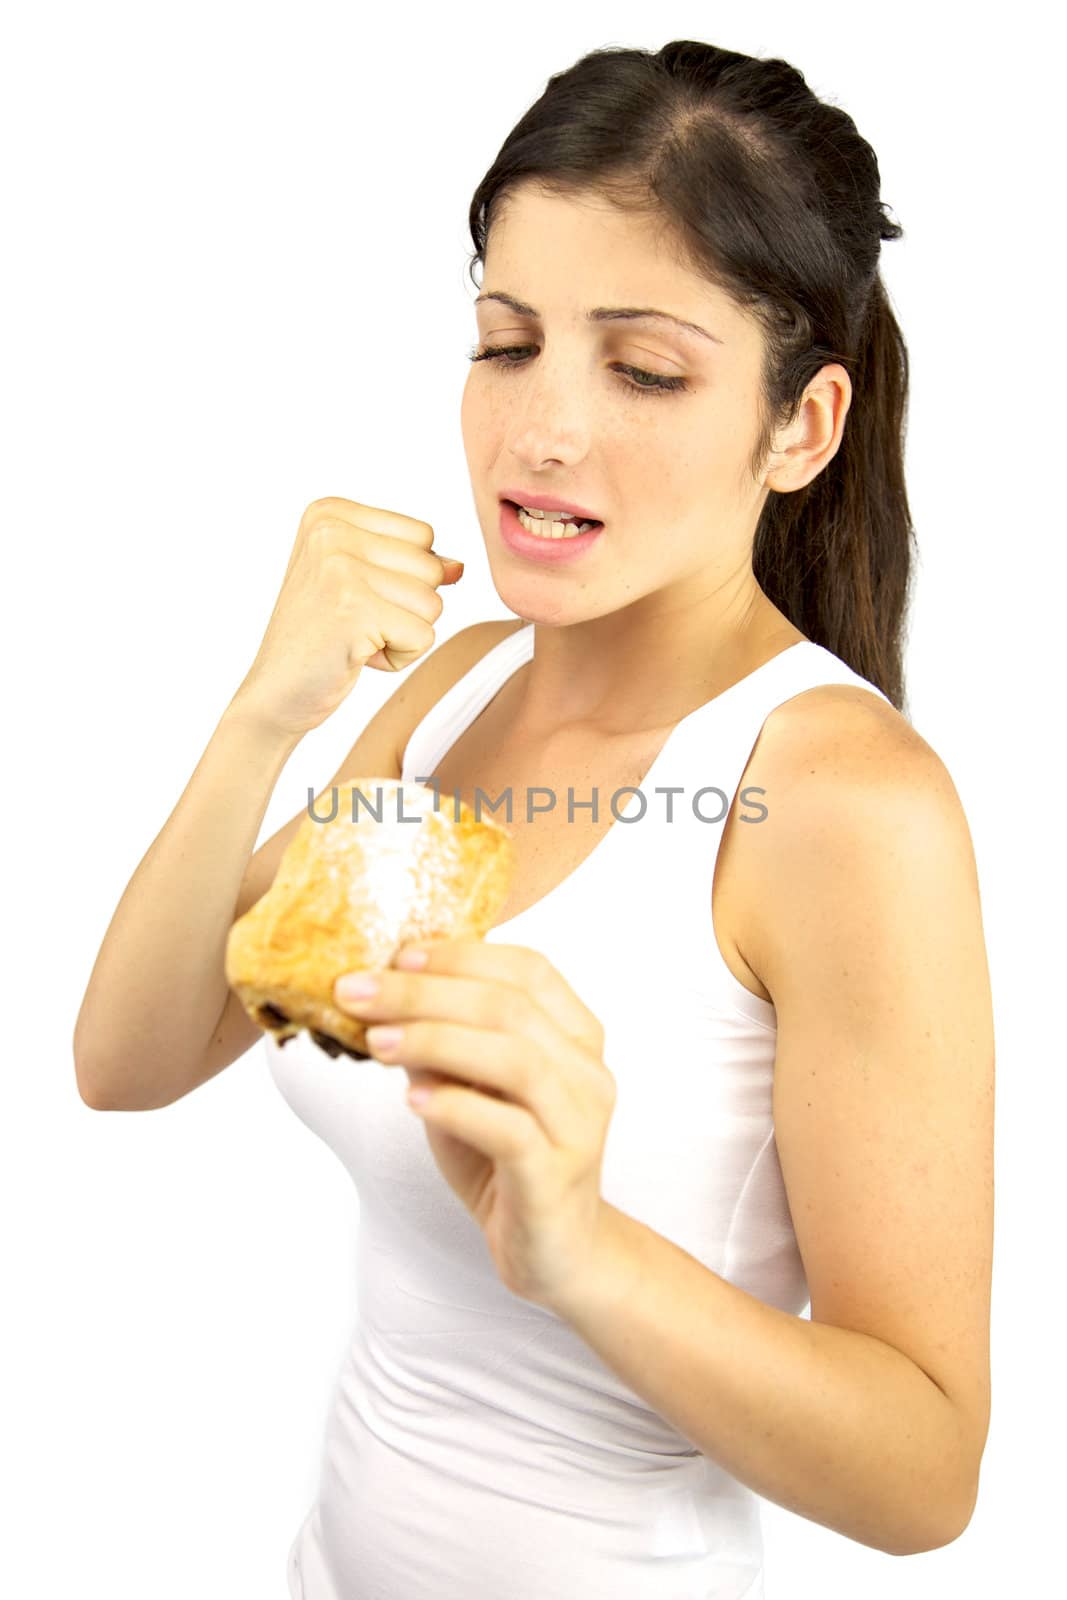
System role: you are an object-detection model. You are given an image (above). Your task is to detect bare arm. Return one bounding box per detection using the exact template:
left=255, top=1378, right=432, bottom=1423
left=73, top=620, right=521, bottom=1112
left=73, top=700, right=305, bottom=1111
left=548, top=698, right=992, bottom=1557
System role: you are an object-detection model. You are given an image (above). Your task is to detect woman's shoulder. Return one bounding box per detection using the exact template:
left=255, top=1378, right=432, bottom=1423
left=750, top=674, right=957, bottom=839
left=726, top=681, right=978, bottom=1034
left=740, top=680, right=972, bottom=944
left=762, top=674, right=930, bottom=782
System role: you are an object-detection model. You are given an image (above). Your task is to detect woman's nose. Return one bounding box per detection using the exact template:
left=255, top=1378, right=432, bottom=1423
left=505, top=358, right=591, bottom=460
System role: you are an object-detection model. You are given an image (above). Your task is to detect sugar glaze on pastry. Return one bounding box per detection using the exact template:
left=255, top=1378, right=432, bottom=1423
left=225, top=778, right=515, bottom=1060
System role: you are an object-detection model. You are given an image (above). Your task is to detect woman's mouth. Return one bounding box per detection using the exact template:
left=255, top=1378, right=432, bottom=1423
left=498, top=500, right=605, bottom=564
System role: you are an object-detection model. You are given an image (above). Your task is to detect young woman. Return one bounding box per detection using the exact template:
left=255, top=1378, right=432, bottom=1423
left=75, top=39, right=993, bottom=1599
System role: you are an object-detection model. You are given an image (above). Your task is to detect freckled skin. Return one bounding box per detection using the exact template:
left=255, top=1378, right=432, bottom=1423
left=459, top=180, right=853, bottom=733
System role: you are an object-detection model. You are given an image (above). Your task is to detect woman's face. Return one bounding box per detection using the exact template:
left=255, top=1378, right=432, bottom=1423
left=460, top=183, right=805, bottom=627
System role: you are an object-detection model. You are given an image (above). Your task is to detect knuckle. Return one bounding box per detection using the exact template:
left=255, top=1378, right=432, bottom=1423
left=510, top=1050, right=533, bottom=1099
left=305, top=517, right=336, bottom=548
left=506, top=989, right=536, bottom=1029
left=301, top=498, right=340, bottom=531
left=305, top=496, right=354, bottom=519
left=531, top=950, right=555, bottom=984
left=390, top=972, right=415, bottom=1008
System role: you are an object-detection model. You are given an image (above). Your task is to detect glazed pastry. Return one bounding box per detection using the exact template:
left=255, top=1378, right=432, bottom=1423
left=225, top=778, right=515, bottom=1059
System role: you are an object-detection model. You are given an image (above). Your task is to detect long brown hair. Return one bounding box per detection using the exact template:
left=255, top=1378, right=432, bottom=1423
left=467, top=40, right=915, bottom=712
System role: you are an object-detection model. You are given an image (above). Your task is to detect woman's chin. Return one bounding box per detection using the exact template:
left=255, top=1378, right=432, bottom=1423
left=482, top=551, right=613, bottom=626
left=489, top=585, right=580, bottom=627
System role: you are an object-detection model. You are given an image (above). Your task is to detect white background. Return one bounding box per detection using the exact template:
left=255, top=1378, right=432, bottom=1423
left=3, top=1, right=1061, bottom=1595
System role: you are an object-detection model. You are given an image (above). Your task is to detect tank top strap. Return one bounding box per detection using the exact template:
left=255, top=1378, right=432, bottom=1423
left=654, top=640, right=892, bottom=869
left=661, top=638, right=892, bottom=821
left=398, top=629, right=892, bottom=1026
left=589, top=639, right=893, bottom=1024
left=400, top=624, right=534, bottom=786
left=662, top=637, right=891, bottom=792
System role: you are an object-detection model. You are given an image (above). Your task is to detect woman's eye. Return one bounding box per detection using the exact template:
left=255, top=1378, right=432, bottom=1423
left=467, top=343, right=689, bottom=398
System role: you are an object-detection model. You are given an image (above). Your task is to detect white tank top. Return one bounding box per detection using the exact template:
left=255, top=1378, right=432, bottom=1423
left=272, top=623, right=892, bottom=1600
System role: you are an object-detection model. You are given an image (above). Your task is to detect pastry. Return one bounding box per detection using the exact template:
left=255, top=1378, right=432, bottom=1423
left=225, top=778, right=515, bottom=1059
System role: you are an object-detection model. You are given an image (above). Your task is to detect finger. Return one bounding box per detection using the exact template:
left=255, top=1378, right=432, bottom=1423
left=313, top=498, right=463, bottom=589
left=352, top=528, right=463, bottom=590
left=358, top=561, right=446, bottom=625
left=303, top=497, right=436, bottom=552
left=336, top=965, right=605, bottom=1120
left=406, top=1072, right=543, bottom=1167
left=312, top=517, right=455, bottom=593
left=368, top=1021, right=582, bottom=1148
left=393, top=940, right=607, bottom=1059
left=337, top=968, right=553, bottom=1046
left=349, top=592, right=436, bottom=670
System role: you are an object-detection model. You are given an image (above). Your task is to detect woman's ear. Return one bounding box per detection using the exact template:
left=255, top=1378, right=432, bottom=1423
left=763, top=363, right=852, bottom=493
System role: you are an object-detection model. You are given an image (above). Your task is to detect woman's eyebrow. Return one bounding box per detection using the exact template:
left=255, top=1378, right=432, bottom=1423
left=473, top=289, right=723, bottom=345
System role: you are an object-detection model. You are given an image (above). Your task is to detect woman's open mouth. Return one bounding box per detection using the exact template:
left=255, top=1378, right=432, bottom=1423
left=498, top=500, right=605, bottom=563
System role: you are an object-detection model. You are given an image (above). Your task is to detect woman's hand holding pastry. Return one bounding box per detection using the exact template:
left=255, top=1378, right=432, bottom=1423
left=333, top=940, right=618, bottom=1315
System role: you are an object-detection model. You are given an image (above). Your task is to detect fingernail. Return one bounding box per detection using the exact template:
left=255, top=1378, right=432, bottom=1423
left=366, top=1025, right=403, bottom=1052
left=394, top=947, right=429, bottom=970
left=336, top=972, right=379, bottom=1000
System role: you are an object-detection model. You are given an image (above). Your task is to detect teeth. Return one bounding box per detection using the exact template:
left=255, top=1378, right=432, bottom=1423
left=519, top=504, right=586, bottom=521
left=516, top=505, right=598, bottom=539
